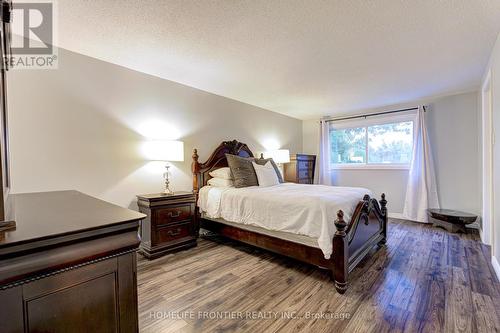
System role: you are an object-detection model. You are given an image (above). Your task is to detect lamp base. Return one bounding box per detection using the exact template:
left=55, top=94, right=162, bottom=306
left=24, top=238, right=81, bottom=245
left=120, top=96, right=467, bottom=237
left=162, top=188, right=174, bottom=196
left=163, top=164, right=174, bottom=195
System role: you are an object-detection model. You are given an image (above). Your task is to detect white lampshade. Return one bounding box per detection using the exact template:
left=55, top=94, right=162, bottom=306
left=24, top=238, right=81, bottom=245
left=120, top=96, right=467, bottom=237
left=143, top=140, right=184, bottom=162
left=264, top=149, right=290, bottom=164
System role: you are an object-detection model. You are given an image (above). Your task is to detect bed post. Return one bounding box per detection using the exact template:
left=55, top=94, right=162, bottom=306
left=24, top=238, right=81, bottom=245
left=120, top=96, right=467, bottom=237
left=192, top=149, right=201, bottom=229
left=379, top=193, right=388, bottom=244
left=192, top=149, right=200, bottom=197
left=333, top=210, right=348, bottom=294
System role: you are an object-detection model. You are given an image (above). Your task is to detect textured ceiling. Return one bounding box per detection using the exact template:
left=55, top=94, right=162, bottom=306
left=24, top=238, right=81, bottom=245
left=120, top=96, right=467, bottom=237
left=56, top=0, right=500, bottom=119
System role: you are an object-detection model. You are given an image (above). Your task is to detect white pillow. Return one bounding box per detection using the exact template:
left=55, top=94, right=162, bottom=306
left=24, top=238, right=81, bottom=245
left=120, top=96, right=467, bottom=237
left=208, top=177, right=234, bottom=187
left=209, top=167, right=232, bottom=180
left=252, top=161, right=279, bottom=187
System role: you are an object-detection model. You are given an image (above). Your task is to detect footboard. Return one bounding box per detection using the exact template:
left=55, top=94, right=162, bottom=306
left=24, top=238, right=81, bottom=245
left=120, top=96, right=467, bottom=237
left=331, top=194, right=387, bottom=293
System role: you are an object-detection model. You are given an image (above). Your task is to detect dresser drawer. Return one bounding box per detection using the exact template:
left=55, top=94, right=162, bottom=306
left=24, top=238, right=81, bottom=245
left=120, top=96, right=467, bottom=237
left=298, top=178, right=313, bottom=184
left=298, top=169, right=312, bottom=179
left=297, top=160, right=313, bottom=170
left=155, top=204, right=193, bottom=226
left=155, top=222, right=194, bottom=244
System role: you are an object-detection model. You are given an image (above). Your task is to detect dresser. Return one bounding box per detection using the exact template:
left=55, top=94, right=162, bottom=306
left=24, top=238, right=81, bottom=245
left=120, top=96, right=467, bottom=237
left=137, top=192, right=198, bottom=259
left=284, top=154, right=317, bottom=184
left=0, top=190, right=145, bottom=333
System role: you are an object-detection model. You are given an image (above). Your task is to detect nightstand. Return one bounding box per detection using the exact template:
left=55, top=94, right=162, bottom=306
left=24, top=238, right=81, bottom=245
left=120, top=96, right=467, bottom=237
left=136, top=192, right=198, bottom=259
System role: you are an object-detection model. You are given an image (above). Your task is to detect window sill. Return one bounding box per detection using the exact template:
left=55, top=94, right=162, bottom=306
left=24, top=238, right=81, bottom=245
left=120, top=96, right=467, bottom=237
left=331, top=164, right=410, bottom=171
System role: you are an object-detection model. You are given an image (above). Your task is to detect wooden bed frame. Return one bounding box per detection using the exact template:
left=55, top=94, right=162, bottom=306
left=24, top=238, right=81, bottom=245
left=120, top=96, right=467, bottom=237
left=192, top=140, right=388, bottom=294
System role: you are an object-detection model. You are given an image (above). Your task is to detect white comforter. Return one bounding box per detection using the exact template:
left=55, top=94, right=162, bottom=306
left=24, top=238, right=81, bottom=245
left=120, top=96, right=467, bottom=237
left=198, top=183, right=371, bottom=259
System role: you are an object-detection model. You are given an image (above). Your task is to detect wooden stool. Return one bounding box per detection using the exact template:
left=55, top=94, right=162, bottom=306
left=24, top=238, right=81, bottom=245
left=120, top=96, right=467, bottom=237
left=428, top=209, right=477, bottom=233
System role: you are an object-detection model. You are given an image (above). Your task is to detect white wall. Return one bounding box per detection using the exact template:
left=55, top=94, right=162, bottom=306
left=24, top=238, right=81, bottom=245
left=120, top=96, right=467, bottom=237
left=427, top=93, right=481, bottom=215
left=8, top=47, right=302, bottom=209
left=303, top=91, right=481, bottom=216
left=483, top=32, right=500, bottom=273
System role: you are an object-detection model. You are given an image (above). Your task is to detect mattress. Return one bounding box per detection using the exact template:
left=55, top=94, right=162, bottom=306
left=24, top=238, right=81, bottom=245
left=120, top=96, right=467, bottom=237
left=201, top=215, right=319, bottom=248
left=198, top=183, right=371, bottom=259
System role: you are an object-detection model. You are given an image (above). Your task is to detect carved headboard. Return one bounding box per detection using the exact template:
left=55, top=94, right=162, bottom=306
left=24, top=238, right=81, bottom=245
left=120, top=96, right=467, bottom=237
left=192, top=140, right=254, bottom=196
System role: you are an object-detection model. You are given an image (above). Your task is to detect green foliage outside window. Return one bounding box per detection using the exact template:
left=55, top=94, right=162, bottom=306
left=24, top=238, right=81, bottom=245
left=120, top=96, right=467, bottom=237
left=330, top=121, right=413, bottom=165
left=330, top=127, right=366, bottom=164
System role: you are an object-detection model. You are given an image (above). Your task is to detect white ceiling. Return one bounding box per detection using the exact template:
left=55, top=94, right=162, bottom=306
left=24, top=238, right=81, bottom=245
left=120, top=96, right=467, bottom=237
left=56, top=0, right=500, bottom=120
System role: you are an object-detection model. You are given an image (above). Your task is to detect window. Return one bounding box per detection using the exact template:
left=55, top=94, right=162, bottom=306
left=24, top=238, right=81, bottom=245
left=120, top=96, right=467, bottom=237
left=329, top=114, right=415, bottom=169
left=331, top=127, right=366, bottom=164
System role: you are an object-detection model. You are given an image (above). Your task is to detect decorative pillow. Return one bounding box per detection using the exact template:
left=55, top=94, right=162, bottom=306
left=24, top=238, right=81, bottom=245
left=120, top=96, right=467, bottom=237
left=208, top=178, right=234, bottom=187
left=209, top=167, right=232, bottom=180
left=255, top=158, right=284, bottom=183
left=252, top=161, right=280, bottom=187
left=225, top=154, right=259, bottom=188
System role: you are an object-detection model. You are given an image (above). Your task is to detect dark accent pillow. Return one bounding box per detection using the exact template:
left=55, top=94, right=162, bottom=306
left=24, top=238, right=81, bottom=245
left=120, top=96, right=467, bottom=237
left=255, top=158, right=284, bottom=183
left=225, top=154, right=258, bottom=188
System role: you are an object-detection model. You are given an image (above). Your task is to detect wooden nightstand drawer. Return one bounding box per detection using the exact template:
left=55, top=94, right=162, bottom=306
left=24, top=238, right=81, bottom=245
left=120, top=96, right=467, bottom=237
left=156, top=204, right=193, bottom=226
left=156, top=222, right=194, bottom=244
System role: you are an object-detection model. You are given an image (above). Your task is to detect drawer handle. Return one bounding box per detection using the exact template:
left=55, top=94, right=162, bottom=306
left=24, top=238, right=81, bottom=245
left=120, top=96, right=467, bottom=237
left=168, top=211, right=182, bottom=218
left=167, top=228, right=182, bottom=237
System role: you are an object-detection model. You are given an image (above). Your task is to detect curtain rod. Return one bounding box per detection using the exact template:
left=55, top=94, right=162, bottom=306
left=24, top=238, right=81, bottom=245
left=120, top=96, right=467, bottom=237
left=322, top=106, right=425, bottom=123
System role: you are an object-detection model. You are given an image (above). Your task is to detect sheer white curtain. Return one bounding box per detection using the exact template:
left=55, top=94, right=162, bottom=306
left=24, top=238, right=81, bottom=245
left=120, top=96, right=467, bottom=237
left=402, top=106, right=440, bottom=222
left=318, top=120, right=333, bottom=185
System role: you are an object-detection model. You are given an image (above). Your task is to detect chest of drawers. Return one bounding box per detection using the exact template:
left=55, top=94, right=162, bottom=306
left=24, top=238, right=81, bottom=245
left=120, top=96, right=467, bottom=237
left=284, top=154, right=317, bottom=184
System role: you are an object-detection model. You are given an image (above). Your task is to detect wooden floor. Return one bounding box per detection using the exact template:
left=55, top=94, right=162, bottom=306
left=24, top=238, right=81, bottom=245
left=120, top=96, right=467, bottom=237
left=137, top=219, right=500, bottom=333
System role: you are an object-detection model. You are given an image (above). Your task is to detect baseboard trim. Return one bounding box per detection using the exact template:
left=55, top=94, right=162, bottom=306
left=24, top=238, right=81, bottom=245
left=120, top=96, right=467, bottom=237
left=388, top=213, right=405, bottom=219
left=492, top=256, right=500, bottom=282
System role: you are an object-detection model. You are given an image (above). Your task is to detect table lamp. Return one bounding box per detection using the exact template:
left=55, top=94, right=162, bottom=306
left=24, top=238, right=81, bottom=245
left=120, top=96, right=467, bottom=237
left=271, top=149, right=291, bottom=164
left=143, top=140, right=184, bottom=195
left=264, top=149, right=290, bottom=176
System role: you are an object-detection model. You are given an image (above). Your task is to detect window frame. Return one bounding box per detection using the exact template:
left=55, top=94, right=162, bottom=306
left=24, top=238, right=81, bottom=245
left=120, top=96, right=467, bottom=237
left=329, top=112, right=417, bottom=170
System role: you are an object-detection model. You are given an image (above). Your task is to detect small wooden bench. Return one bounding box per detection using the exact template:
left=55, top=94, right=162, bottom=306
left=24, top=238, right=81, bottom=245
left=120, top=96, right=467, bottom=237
left=428, top=209, right=477, bottom=233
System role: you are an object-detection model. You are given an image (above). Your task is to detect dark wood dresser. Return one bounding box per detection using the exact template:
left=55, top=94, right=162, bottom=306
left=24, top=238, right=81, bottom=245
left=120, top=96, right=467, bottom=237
left=137, top=192, right=198, bottom=259
left=0, top=190, right=145, bottom=333
left=284, top=154, right=317, bottom=184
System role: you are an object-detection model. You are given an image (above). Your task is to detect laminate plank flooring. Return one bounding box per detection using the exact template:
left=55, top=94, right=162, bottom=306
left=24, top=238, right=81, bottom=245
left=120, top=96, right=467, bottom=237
left=137, top=219, right=500, bottom=333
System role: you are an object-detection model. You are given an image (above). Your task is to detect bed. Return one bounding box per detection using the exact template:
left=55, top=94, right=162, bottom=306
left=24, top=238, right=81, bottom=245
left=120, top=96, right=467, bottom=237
left=192, top=140, right=388, bottom=294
